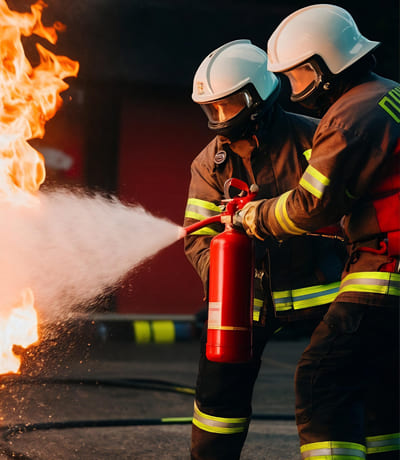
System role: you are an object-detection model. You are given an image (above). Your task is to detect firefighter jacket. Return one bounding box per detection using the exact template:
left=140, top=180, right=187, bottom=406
left=183, top=104, right=347, bottom=322
left=253, top=73, right=400, bottom=307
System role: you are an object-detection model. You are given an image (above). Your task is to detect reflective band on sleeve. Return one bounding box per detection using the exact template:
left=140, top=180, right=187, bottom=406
left=303, top=149, right=312, bottom=162
left=185, top=198, right=222, bottom=220
left=192, top=401, right=250, bottom=435
left=340, top=272, right=400, bottom=296
left=299, top=165, right=330, bottom=199
left=273, top=282, right=340, bottom=312
left=301, top=441, right=366, bottom=459
left=188, top=226, right=219, bottom=236
left=185, top=198, right=222, bottom=235
left=253, top=297, right=263, bottom=321
left=366, top=432, right=400, bottom=454
left=274, top=191, right=306, bottom=235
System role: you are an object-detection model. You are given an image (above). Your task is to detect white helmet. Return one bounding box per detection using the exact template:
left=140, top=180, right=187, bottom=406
left=192, top=39, right=280, bottom=139
left=267, top=4, right=380, bottom=74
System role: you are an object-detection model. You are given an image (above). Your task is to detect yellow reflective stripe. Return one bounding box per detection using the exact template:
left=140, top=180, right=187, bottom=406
left=187, top=198, right=221, bottom=213
left=253, top=297, right=263, bottom=321
left=193, top=401, right=249, bottom=435
left=366, top=432, right=400, bottom=454
left=273, top=282, right=340, bottom=312
left=303, top=149, right=312, bottom=161
left=301, top=441, right=366, bottom=459
left=274, top=191, right=306, bottom=235
left=292, top=282, right=340, bottom=310
left=273, top=290, right=293, bottom=311
left=185, top=210, right=208, bottom=221
left=379, top=86, right=400, bottom=123
left=133, top=320, right=175, bottom=343
left=302, top=456, right=364, bottom=460
left=299, top=165, right=330, bottom=199
left=189, top=227, right=219, bottom=236
left=253, top=298, right=263, bottom=307
left=253, top=311, right=260, bottom=321
left=340, top=272, right=400, bottom=296
left=185, top=198, right=221, bottom=219
left=185, top=198, right=222, bottom=235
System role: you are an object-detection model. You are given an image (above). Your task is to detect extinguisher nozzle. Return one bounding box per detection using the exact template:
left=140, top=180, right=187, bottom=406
left=178, top=227, right=187, bottom=239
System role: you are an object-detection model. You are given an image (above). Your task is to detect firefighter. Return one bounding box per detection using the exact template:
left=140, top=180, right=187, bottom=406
left=236, top=5, right=400, bottom=459
left=184, top=39, right=346, bottom=460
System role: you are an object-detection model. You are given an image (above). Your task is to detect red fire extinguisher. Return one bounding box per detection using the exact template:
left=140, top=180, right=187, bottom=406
left=183, top=178, right=258, bottom=363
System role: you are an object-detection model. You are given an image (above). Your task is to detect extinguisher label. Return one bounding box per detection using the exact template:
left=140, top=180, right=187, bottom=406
left=208, top=301, right=222, bottom=328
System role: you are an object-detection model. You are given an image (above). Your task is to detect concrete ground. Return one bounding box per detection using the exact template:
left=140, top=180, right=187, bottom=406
left=0, top=319, right=309, bottom=460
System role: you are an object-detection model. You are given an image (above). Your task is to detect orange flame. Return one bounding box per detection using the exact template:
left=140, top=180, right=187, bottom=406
left=0, top=0, right=79, bottom=373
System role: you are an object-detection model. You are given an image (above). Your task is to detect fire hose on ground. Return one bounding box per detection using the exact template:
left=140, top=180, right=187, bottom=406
left=0, top=178, right=313, bottom=458
left=0, top=375, right=295, bottom=460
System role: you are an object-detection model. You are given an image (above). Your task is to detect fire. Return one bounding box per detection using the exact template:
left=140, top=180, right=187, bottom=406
left=0, top=288, right=38, bottom=374
left=0, top=0, right=79, bottom=373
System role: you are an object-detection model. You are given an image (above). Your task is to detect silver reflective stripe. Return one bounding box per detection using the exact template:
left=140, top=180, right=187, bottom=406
left=341, top=277, right=391, bottom=288
left=273, top=282, right=340, bottom=312
left=299, top=165, right=330, bottom=199
left=185, top=198, right=222, bottom=220
left=192, top=401, right=249, bottom=435
left=366, top=433, right=400, bottom=454
left=302, top=447, right=365, bottom=458
left=368, top=438, right=400, bottom=448
left=340, top=272, right=400, bottom=296
left=301, top=441, right=366, bottom=459
left=301, top=170, right=325, bottom=194
left=193, top=411, right=245, bottom=430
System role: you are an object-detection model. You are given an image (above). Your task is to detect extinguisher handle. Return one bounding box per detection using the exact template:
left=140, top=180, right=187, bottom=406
left=224, top=179, right=259, bottom=216
left=182, top=179, right=259, bottom=238
left=224, top=178, right=250, bottom=199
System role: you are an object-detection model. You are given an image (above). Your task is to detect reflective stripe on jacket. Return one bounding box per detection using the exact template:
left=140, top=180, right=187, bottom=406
left=183, top=105, right=347, bottom=319
left=255, top=74, right=400, bottom=306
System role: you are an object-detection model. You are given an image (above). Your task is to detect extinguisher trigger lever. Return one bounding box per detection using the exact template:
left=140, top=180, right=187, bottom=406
left=223, top=179, right=259, bottom=218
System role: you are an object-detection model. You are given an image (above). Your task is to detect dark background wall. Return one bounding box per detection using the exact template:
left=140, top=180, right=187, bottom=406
left=10, top=0, right=399, bottom=314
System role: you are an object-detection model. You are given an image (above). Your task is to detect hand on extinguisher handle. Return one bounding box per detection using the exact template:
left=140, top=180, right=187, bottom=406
left=233, top=200, right=266, bottom=241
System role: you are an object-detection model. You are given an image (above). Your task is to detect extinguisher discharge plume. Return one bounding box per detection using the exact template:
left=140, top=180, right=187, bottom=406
left=0, top=188, right=181, bottom=321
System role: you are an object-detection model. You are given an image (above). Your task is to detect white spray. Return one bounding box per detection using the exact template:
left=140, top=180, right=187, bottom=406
left=0, top=187, right=183, bottom=320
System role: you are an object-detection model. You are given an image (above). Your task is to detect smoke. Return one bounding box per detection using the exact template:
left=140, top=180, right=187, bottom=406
left=0, top=188, right=182, bottom=320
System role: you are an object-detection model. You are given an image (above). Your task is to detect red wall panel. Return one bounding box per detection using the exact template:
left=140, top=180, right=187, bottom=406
left=117, top=90, right=211, bottom=315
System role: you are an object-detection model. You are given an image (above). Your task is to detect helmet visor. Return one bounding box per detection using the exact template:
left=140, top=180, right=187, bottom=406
left=200, top=90, right=253, bottom=124
left=283, top=62, right=321, bottom=101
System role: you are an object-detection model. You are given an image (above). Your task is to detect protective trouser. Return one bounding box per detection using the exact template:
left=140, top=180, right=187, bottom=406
left=190, top=314, right=324, bottom=460
left=190, top=320, right=276, bottom=460
left=296, top=301, right=400, bottom=460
